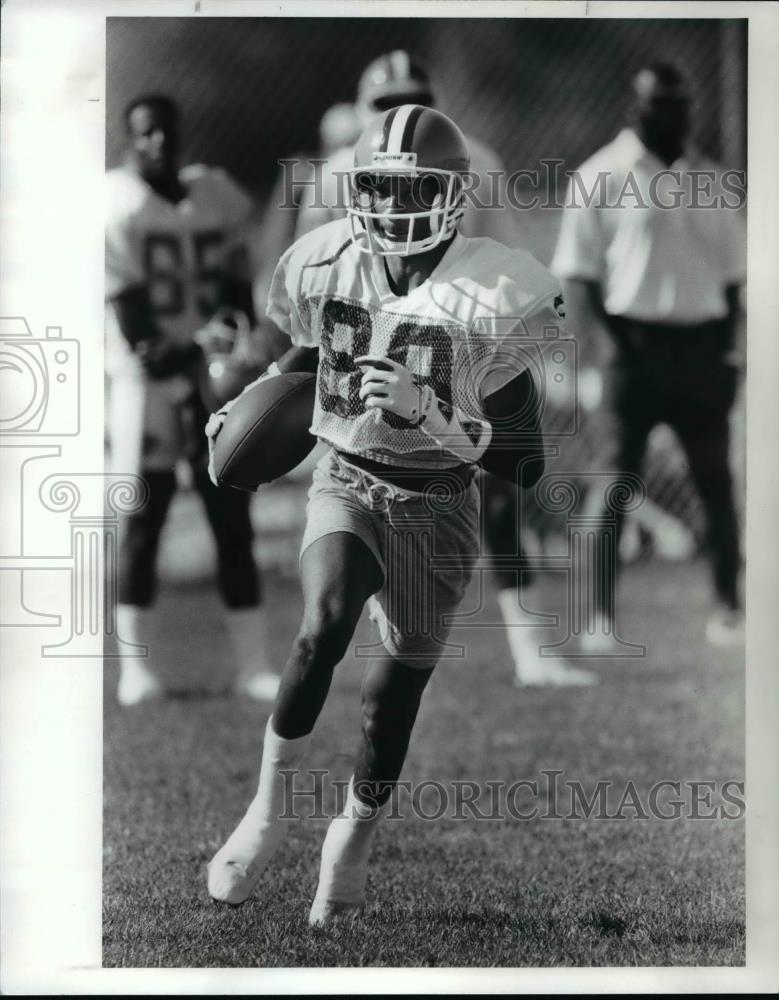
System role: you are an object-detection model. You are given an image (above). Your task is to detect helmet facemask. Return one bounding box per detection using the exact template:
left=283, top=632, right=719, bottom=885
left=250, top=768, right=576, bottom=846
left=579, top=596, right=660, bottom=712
left=345, top=165, right=465, bottom=257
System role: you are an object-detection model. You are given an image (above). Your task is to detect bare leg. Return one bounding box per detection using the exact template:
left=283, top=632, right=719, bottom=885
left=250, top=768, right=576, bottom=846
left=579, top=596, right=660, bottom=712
left=309, top=656, right=433, bottom=924
left=207, top=532, right=382, bottom=904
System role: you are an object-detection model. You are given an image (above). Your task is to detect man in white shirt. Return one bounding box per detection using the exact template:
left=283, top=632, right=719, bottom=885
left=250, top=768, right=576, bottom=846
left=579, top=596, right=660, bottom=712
left=551, top=63, right=745, bottom=650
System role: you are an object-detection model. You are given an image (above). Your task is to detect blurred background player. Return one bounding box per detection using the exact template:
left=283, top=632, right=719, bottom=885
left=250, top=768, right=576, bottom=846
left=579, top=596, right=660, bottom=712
left=100, top=20, right=750, bottom=966
left=290, top=50, right=595, bottom=686
left=105, top=94, right=280, bottom=704
left=552, top=63, right=745, bottom=652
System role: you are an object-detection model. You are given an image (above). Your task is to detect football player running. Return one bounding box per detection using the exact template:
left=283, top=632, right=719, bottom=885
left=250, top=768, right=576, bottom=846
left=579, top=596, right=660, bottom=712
left=206, top=106, right=560, bottom=923
left=105, top=94, right=279, bottom=705
left=293, top=51, right=595, bottom=688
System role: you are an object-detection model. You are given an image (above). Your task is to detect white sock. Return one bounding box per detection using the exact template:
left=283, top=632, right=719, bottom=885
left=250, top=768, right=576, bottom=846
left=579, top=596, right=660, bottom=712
left=116, top=602, right=148, bottom=652
left=497, top=588, right=549, bottom=681
left=208, top=716, right=310, bottom=904
left=309, top=778, right=387, bottom=923
left=497, top=589, right=598, bottom=686
left=224, top=606, right=279, bottom=698
left=115, top=605, right=161, bottom=705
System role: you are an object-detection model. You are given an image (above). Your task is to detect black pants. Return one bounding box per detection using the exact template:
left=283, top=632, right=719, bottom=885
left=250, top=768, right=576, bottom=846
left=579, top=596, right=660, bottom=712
left=117, top=466, right=259, bottom=609
left=481, top=473, right=533, bottom=591
left=599, top=317, right=741, bottom=610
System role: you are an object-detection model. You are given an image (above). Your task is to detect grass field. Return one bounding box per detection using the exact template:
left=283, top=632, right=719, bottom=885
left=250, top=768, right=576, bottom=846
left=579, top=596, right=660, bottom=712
left=103, top=483, right=745, bottom=969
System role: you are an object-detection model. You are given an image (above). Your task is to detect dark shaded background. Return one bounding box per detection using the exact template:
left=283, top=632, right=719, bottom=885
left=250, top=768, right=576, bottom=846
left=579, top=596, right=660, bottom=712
left=104, top=15, right=747, bottom=546
left=106, top=16, right=746, bottom=201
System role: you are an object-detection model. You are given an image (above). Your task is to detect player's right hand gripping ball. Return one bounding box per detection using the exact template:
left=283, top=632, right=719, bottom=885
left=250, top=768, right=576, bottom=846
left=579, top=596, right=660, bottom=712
left=209, top=372, right=317, bottom=491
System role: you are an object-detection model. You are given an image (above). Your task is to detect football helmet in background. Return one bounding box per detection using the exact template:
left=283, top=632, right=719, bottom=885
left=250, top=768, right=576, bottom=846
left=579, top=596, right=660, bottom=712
left=356, top=50, right=434, bottom=116
left=346, top=104, right=470, bottom=256
left=319, top=102, right=362, bottom=156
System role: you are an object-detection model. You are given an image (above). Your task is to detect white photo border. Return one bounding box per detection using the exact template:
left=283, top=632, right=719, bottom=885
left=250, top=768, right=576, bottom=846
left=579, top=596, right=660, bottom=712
left=0, top=0, right=776, bottom=993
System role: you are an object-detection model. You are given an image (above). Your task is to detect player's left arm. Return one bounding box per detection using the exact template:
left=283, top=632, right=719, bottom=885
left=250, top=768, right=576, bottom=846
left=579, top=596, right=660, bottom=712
left=355, top=355, right=544, bottom=481
left=479, top=367, right=545, bottom=487
left=471, top=278, right=561, bottom=485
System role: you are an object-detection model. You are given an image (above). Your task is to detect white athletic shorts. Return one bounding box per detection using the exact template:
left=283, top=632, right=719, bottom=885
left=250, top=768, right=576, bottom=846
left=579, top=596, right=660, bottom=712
left=300, top=448, right=481, bottom=669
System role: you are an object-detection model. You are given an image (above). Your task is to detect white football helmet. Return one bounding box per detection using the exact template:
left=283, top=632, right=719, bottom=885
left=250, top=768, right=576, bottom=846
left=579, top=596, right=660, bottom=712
left=356, top=50, right=434, bottom=117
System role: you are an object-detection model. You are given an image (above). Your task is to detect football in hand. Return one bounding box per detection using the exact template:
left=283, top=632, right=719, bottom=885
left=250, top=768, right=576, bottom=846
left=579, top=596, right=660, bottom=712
left=212, top=372, right=317, bottom=491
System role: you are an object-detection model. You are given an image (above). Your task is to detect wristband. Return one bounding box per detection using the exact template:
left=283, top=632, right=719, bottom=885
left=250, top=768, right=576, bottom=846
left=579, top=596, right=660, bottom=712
left=416, top=385, right=436, bottom=427
left=417, top=390, right=492, bottom=463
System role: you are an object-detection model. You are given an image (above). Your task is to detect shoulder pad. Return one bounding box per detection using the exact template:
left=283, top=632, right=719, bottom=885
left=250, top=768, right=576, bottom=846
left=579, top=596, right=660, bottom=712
left=459, top=239, right=561, bottom=314
left=288, top=217, right=356, bottom=270
left=105, top=166, right=148, bottom=219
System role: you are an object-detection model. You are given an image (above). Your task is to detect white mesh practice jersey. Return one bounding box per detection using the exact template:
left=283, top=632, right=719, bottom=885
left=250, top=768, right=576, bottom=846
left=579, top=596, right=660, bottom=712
left=105, top=164, right=253, bottom=369
left=267, top=219, right=564, bottom=469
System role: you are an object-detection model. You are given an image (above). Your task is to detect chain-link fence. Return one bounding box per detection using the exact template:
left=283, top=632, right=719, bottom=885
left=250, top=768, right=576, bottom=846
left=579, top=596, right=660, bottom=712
left=107, top=15, right=746, bottom=563
left=106, top=17, right=746, bottom=193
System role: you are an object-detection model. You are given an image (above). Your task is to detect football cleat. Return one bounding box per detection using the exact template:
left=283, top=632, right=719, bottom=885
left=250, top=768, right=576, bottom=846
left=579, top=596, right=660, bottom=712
left=578, top=616, right=625, bottom=657
left=346, top=104, right=470, bottom=257
left=233, top=672, right=281, bottom=702
left=224, top=607, right=281, bottom=701
left=308, top=896, right=363, bottom=928
left=515, top=660, right=599, bottom=688
left=705, top=607, right=745, bottom=648
left=207, top=854, right=263, bottom=906
left=496, top=591, right=599, bottom=686
left=117, top=658, right=163, bottom=706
